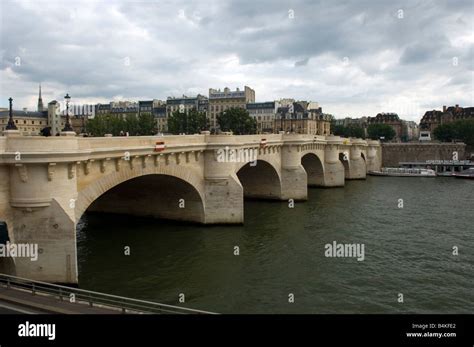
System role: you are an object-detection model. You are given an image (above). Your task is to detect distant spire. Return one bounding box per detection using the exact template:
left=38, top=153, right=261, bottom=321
left=37, top=83, right=44, bottom=112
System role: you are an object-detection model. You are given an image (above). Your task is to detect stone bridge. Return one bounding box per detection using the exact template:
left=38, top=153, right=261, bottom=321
left=0, top=133, right=381, bottom=283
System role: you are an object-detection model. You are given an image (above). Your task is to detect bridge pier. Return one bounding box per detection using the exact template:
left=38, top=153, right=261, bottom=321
left=203, top=150, right=244, bottom=224
left=323, top=140, right=345, bottom=187
left=8, top=163, right=78, bottom=284
left=346, top=143, right=367, bottom=180
left=280, top=144, right=307, bottom=200
left=366, top=141, right=382, bottom=172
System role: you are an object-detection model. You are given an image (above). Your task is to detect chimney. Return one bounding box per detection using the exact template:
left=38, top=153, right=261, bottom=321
left=443, top=105, right=446, bottom=112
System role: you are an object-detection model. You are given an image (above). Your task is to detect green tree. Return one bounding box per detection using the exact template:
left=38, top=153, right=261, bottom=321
left=348, top=125, right=365, bottom=139
left=455, top=119, right=474, bottom=146
left=124, top=114, right=140, bottom=135
left=87, top=114, right=108, bottom=136
left=332, top=124, right=365, bottom=138
left=217, top=107, right=256, bottom=135
left=186, top=109, right=207, bottom=134
left=168, top=110, right=186, bottom=134
left=332, top=124, right=347, bottom=137
left=434, top=119, right=474, bottom=146
left=367, top=123, right=396, bottom=141
left=137, top=112, right=156, bottom=135
left=167, top=109, right=207, bottom=135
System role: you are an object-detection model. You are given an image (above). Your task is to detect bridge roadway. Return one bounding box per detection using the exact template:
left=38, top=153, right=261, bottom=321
left=0, top=286, right=121, bottom=314
left=0, top=132, right=382, bottom=284
left=0, top=274, right=215, bottom=314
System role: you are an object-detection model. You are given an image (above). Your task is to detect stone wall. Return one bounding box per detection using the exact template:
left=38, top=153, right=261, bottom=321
left=382, top=143, right=466, bottom=167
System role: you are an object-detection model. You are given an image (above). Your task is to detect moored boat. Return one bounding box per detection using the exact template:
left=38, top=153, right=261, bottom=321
left=369, top=167, right=436, bottom=177
left=453, top=167, right=474, bottom=179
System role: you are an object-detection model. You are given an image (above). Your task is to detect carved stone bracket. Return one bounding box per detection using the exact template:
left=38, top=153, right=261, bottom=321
left=142, top=155, right=151, bottom=168
left=173, top=152, right=181, bottom=165
left=47, top=163, right=56, bottom=181
left=100, top=158, right=110, bottom=173
left=68, top=163, right=76, bottom=179
left=15, top=164, right=28, bottom=183
left=84, top=160, right=93, bottom=175
left=114, top=158, right=121, bottom=172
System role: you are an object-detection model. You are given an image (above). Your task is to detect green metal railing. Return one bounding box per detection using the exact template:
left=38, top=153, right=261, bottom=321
left=0, top=273, right=217, bottom=314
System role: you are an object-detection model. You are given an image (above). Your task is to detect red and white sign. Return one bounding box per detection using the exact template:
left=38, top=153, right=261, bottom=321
left=155, top=141, right=166, bottom=152
left=260, top=138, right=267, bottom=148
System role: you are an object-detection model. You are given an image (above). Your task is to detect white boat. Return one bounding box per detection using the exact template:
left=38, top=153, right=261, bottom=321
left=454, top=167, right=474, bottom=179
left=369, top=167, right=436, bottom=177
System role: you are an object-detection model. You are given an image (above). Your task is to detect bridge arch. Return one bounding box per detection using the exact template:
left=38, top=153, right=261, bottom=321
left=75, top=165, right=205, bottom=223
left=301, top=153, right=325, bottom=187
left=236, top=159, right=282, bottom=199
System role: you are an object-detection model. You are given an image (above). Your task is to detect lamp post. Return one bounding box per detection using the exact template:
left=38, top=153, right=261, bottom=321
left=62, top=93, right=73, bottom=132
left=81, top=114, right=86, bottom=134
left=6, top=97, right=17, bottom=130
left=280, top=110, right=283, bottom=132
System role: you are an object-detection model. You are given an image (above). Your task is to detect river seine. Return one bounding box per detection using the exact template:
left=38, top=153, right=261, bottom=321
left=76, top=177, right=473, bottom=313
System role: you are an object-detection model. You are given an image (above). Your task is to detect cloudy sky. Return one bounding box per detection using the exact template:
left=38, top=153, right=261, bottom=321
left=0, top=0, right=472, bottom=121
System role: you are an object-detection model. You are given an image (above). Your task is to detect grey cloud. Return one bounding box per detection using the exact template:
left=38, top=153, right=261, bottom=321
left=0, top=0, right=472, bottom=121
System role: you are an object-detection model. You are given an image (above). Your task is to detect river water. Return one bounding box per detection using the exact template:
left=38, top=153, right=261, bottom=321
left=76, top=177, right=473, bottom=313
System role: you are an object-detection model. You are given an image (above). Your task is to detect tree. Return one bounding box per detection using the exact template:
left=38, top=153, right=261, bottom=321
left=332, top=124, right=365, bottom=138
left=434, top=119, right=474, bottom=146
left=167, top=109, right=207, bottom=135
left=124, top=114, right=140, bottom=135
left=186, top=109, right=207, bottom=134
left=217, top=107, right=256, bottom=135
left=367, top=123, right=396, bottom=141
left=138, top=112, right=156, bottom=135
left=455, top=119, right=474, bottom=146
left=433, top=123, right=456, bottom=142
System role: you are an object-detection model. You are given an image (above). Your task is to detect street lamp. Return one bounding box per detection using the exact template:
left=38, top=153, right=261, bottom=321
left=81, top=113, right=86, bottom=134
left=6, top=97, right=18, bottom=130
left=62, top=93, right=73, bottom=132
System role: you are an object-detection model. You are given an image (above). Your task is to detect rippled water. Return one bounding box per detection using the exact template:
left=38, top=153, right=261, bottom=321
left=77, top=177, right=474, bottom=313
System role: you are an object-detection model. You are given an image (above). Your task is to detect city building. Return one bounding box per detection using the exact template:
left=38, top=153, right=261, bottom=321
left=246, top=101, right=279, bottom=134
left=367, top=113, right=403, bottom=140
left=95, top=103, right=112, bottom=115
left=166, top=95, right=208, bottom=117
left=110, top=101, right=138, bottom=118
left=334, top=117, right=368, bottom=128
left=402, top=121, right=419, bottom=142
left=48, top=100, right=63, bottom=135
left=208, top=86, right=255, bottom=131
left=0, top=109, right=49, bottom=135
left=419, top=105, right=474, bottom=134
left=278, top=98, right=295, bottom=107
left=274, top=101, right=330, bottom=135
left=164, top=94, right=208, bottom=133
left=154, top=105, right=167, bottom=133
